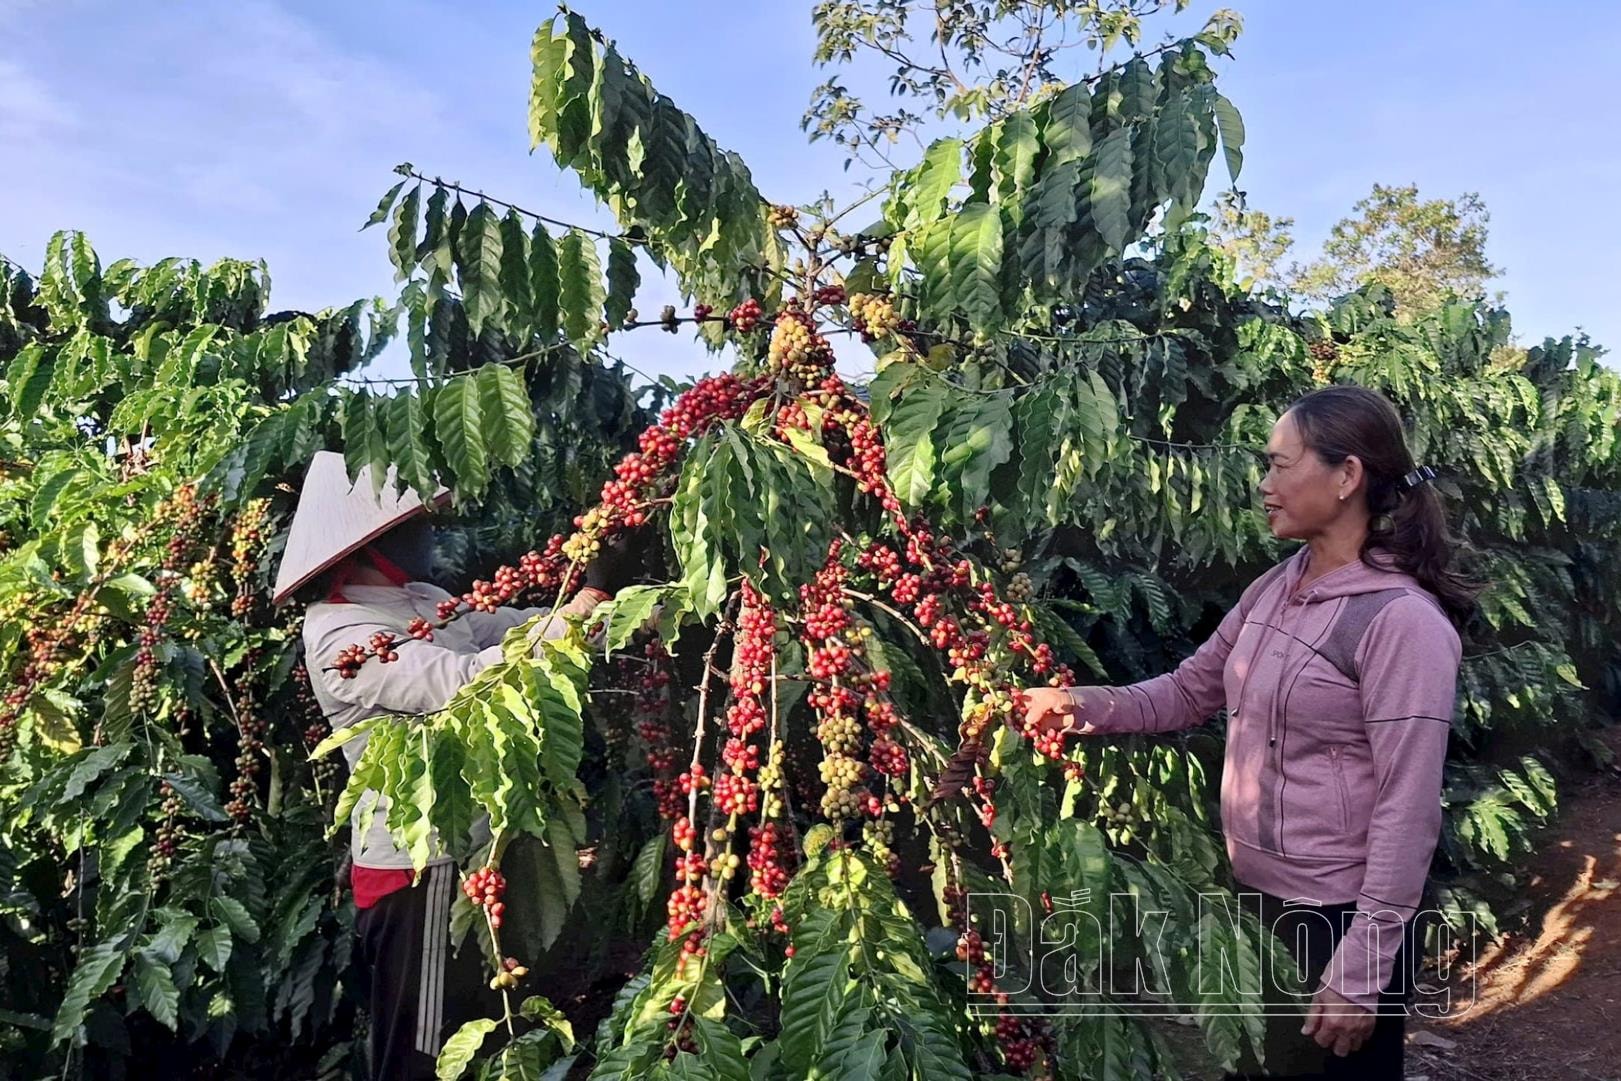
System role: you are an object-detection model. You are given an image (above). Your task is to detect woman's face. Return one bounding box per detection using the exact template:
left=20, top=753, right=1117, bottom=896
left=1257, top=411, right=1358, bottom=540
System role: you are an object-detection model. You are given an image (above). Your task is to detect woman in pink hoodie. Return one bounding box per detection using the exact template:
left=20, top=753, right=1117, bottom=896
left=1023, top=386, right=1476, bottom=1080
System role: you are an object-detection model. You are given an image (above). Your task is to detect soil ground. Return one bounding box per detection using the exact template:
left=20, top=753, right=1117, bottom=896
left=1410, top=752, right=1621, bottom=1081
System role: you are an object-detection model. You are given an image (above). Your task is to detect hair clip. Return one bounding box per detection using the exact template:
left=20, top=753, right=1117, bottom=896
left=1396, top=465, right=1436, bottom=493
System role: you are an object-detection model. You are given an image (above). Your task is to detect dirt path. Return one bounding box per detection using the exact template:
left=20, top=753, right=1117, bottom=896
left=1411, top=761, right=1621, bottom=1081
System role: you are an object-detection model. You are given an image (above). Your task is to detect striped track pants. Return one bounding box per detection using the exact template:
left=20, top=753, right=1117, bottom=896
left=354, top=863, right=492, bottom=1079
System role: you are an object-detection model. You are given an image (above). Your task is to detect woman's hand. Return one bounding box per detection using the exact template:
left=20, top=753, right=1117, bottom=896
left=1020, top=687, right=1092, bottom=740
left=1301, top=985, right=1375, bottom=1057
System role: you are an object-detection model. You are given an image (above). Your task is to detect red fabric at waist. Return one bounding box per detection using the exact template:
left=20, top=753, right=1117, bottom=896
left=351, top=865, right=415, bottom=909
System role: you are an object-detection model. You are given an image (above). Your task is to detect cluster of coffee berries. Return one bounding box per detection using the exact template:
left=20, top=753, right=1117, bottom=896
left=662, top=996, right=700, bottom=1059
left=229, top=499, right=269, bottom=618
left=811, top=283, right=846, bottom=307
left=488, top=955, right=529, bottom=991
left=767, top=204, right=800, bottom=229
left=462, top=866, right=507, bottom=928
left=727, top=298, right=764, bottom=334
left=623, top=640, right=684, bottom=820
left=129, top=585, right=175, bottom=713
left=336, top=535, right=572, bottom=678
left=291, top=662, right=341, bottom=789
left=148, top=780, right=186, bottom=877
left=746, top=821, right=792, bottom=897
left=226, top=658, right=268, bottom=824
left=182, top=559, right=217, bottom=607
left=766, top=306, right=835, bottom=386
left=862, top=819, right=900, bottom=878
left=843, top=414, right=899, bottom=511
left=940, top=857, right=1051, bottom=1072
left=797, top=544, right=880, bottom=823
left=847, top=292, right=899, bottom=338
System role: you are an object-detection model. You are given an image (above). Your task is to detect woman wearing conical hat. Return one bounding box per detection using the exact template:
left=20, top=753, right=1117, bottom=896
left=273, top=451, right=636, bottom=1080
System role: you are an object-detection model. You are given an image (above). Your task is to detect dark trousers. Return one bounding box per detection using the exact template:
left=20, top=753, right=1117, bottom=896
left=1227, top=887, right=1420, bottom=1081
left=354, top=864, right=494, bottom=1080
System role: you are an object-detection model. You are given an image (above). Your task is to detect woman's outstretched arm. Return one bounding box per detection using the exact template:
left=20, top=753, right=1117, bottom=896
left=1028, top=562, right=1286, bottom=737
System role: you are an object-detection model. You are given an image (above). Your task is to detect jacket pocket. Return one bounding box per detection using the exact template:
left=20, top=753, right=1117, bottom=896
left=1328, top=745, right=1350, bottom=833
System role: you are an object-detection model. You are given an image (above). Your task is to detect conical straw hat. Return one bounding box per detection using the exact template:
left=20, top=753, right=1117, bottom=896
left=271, top=451, right=450, bottom=605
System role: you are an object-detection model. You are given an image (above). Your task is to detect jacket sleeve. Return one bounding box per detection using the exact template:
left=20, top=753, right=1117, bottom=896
left=1065, top=565, right=1279, bottom=735
left=1320, top=594, right=1460, bottom=1010
left=306, top=609, right=506, bottom=718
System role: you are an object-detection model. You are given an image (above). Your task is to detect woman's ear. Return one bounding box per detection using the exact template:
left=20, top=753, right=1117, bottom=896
left=1339, top=455, right=1366, bottom=502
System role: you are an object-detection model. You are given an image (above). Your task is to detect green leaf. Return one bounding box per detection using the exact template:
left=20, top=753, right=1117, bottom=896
left=60, top=742, right=133, bottom=803
left=6, top=344, right=52, bottom=419
left=948, top=204, right=1004, bottom=326
left=529, top=223, right=560, bottom=341
left=458, top=202, right=506, bottom=336
left=390, top=184, right=423, bottom=280
left=1211, top=93, right=1245, bottom=181
left=937, top=395, right=1014, bottom=519
left=500, top=209, right=534, bottom=331
left=558, top=230, right=604, bottom=348
left=907, top=139, right=962, bottom=228
left=530, top=646, right=588, bottom=792
left=631, top=833, right=667, bottom=908
left=1090, top=127, right=1134, bottom=253
left=343, top=391, right=392, bottom=495
left=520, top=995, right=576, bottom=1051
left=1043, top=83, right=1093, bottom=165
left=1154, top=93, right=1201, bottom=210
left=529, top=19, right=568, bottom=149
left=994, top=111, right=1039, bottom=207
left=52, top=935, right=129, bottom=1045
left=132, top=951, right=179, bottom=1030
left=477, top=363, right=536, bottom=469
left=598, top=584, right=667, bottom=655
left=29, top=460, right=81, bottom=526
left=211, top=895, right=260, bottom=943
left=604, top=237, right=639, bottom=329
left=692, top=1017, right=750, bottom=1081
left=196, top=925, right=233, bottom=973
left=365, top=178, right=408, bottom=230
left=779, top=919, right=851, bottom=1074
left=883, top=385, right=944, bottom=510
left=386, top=390, right=439, bottom=499
left=434, top=374, right=490, bottom=497
left=437, top=1017, right=500, bottom=1080
left=161, top=769, right=228, bottom=822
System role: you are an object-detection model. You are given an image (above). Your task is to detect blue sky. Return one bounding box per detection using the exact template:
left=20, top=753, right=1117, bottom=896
left=2, top=1, right=1616, bottom=381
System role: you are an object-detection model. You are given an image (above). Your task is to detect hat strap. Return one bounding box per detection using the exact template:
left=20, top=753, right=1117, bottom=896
left=362, top=545, right=415, bottom=587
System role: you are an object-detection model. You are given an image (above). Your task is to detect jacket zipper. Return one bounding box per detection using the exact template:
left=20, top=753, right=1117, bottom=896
left=1328, top=745, right=1350, bottom=832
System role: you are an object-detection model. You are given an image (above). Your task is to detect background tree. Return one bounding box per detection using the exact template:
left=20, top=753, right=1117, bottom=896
left=1287, top=181, right=1503, bottom=316
left=803, top=0, right=1243, bottom=173
left=1204, top=187, right=1294, bottom=289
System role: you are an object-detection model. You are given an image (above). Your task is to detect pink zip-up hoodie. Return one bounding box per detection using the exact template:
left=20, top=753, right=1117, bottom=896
left=1070, top=545, right=1461, bottom=1009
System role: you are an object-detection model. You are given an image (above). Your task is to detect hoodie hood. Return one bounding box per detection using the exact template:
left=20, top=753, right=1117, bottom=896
left=1279, top=544, right=1426, bottom=605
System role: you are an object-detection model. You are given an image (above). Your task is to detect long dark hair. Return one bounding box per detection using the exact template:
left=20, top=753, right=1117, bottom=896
left=1287, top=385, right=1480, bottom=626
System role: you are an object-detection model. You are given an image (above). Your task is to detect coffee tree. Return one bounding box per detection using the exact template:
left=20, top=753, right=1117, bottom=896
left=313, top=6, right=1300, bottom=1079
